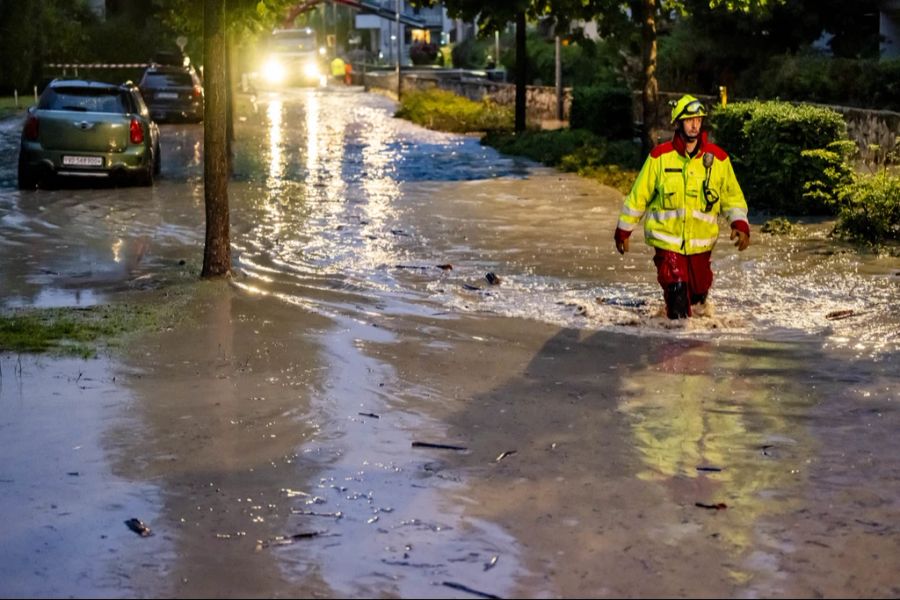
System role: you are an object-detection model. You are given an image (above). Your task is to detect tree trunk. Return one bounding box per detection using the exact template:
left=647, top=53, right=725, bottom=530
left=641, top=0, right=659, bottom=155
left=515, top=10, right=527, bottom=133
left=202, top=0, right=231, bottom=278
left=225, top=28, right=235, bottom=176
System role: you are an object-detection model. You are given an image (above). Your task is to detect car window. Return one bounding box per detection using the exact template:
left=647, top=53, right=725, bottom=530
left=40, top=87, right=128, bottom=114
left=131, top=90, right=150, bottom=117
left=142, top=72, right=194, bottom=87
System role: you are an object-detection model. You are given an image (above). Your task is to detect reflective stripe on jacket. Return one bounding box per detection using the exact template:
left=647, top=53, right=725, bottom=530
left=617, top=131, right=749, bottom=255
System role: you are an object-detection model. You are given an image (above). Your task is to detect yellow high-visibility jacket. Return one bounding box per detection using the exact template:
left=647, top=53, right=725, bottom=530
left=616, top=131, right=749, bottom=254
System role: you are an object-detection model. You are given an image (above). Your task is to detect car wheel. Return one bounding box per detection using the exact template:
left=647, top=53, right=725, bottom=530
left=136, top=163, right=154, bottom=187
left=153, top=144, right=161, bottom=175
left=17, top=154, right=37, bottom=190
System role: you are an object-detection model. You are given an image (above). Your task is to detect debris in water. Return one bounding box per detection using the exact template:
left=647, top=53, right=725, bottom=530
left=484, top=555, right=499, bottom=571
left=696, top=466, right=723, bottom=472
left=442, top=581, right=501, bottom=599
left=412, top=441, right=468, bottom=451
left=124, top=518, right=153, bottom=537
left=358, top=412, right=380, bottom=419
left=290, top=509, right=343, bottom=519
left=436, top=264, right=453, bottom=270
left=695, top=502, right=728, bottom=510
left=825, top=309, right=859, bottom=321
left=256, top=531, right=324, bottom=549
left=495, top=450, right=517, bottom=463
left=596, top=296, right=647, bottom=308
left=394, top=264, right=429, bottom=270
left=485, top=272, right=501, bottom=285
left=462, top=283, right=481, bottom=291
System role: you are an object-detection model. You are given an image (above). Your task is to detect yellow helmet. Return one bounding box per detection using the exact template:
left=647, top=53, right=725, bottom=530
left=670, top=94, right=707, bottom=124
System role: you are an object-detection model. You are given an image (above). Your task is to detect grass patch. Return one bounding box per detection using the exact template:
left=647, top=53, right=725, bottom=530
left=0, top=95, right=28, bottom=120
left=395, top=87, right=641, bottom=192
left=482, top=129, right=642, bottom=193
left=0, top=281, right=196, bottom=358
left=396, top=88, right=513, bottom=133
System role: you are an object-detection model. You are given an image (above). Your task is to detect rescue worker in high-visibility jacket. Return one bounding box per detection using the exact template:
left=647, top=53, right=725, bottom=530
left=614, top=94, right=751, bottom=319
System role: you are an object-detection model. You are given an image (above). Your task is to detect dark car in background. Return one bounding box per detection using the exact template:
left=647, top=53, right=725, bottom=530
left=17, top=79, right=161, bottom=189
left=138, top=65, right=204, bottom=123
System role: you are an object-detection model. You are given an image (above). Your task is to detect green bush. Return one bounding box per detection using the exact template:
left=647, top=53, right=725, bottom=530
left=753, top=55, right=900, bottom=112
left=831, top=173, right=900, bottom=246
left=451, top=37, right=493, bottom=69
left=481, top=129, right=641, bottom=193
left=409, top=42, right=440, bottom=66
left=395, top=88, right=513, bottom=133
left=570, top=85, right=634, bottom=140
left=710, top=101, right=851, bottom=214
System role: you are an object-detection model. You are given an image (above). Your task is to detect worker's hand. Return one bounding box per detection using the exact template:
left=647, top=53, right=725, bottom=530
left=615, top=237, right=629, bottom=255
left=730, top=228, right=750, bottom=251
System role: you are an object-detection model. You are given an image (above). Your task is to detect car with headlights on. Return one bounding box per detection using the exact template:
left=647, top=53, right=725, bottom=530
left=138, top=64, right=204, bottom=123
left=256, top=27, right=326, bottom=88
left=17, top=79, right=160, bottom=189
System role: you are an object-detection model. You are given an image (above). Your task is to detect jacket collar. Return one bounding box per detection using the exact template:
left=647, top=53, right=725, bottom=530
left=672, top=129, right=709, bottom=158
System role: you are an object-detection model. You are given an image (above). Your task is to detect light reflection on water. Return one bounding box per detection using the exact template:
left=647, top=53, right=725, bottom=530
left=229, top=91, right=899, bottom=358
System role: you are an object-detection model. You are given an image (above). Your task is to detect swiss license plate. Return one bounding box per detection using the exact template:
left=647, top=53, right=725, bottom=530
left=157, top=92, right=178, bottom=99
left=62, top=155, right=103, bottom=167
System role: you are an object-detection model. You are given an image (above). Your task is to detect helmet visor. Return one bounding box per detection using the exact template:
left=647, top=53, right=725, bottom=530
left=675, top=100, right=705, bottom=121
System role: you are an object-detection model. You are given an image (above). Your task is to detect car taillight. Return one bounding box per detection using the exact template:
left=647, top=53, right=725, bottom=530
left=192, top=86, right=202, bottom=99
left=130, top=118, right=144, bottom=144
left=23, top=114, right=39, bottom=140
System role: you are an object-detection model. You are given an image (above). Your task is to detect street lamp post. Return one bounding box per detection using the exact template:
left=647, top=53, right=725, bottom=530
left=395, top=0, right=402, bottom=99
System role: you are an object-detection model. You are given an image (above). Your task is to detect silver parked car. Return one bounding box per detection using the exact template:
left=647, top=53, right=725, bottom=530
left=17, top=78, right=161, bottom=189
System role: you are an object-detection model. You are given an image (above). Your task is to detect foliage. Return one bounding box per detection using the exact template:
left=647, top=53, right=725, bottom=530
left=395, top=88, right=513, bottom=133
left=830, top=173, right=900, bottom=246
left=710, top=100, right=851, bottom=214
left=570, top=85, right=634, bottom=140
left=760, top=217, right=796, bottom=235
left=0, top=0, right=99, bottom=93
left=657, top=0, right=881, bottom=97
left=0, top=95, right=25, bottom=118
left=450, top=37, right=495, bottom=69
left=0, top=304, right=158, bottom=358
left=481, top=129, right=641, bottom=192
left=409, top=41, right=440, bottom=66
left=751, top=55, right=900, bottom=112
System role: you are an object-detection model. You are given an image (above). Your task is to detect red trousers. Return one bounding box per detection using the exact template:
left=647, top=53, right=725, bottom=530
left=653, top=249, right=713, bottom=315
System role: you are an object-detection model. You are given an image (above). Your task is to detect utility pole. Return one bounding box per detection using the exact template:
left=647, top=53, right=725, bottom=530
left=555, top=35, right=563, bottom=121
left=395, top=0, right=402, bottom=99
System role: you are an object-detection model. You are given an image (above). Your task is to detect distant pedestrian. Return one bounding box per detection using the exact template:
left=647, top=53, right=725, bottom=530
left=614, top=94, right=750, bottom=319
left=330, top=56, right=346, bottom=84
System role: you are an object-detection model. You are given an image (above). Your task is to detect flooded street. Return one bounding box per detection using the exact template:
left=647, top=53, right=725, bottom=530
left=0, top=87, right=898, bottom=598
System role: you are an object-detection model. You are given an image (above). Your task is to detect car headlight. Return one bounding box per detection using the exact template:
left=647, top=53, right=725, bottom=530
left=303, top=61, right=320, bottom=79
left=262, top=58, right=286, bottom=84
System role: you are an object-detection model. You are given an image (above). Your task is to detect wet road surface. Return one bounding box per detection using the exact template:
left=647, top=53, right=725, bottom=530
left=0, top=87, right=898, bottom=598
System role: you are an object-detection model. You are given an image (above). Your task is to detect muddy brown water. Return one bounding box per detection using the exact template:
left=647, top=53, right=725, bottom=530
left=0, top=88, right=897, bottom=598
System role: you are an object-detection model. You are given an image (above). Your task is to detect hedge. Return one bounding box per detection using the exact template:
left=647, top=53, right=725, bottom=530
left=710, top=101, right=852, bottom=215
left=569, top=85, right=634, bottom=141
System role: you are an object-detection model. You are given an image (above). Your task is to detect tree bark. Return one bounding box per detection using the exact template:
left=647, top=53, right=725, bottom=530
left=202, top=0, right=231, bottom=278
left=641, top=0, right=659, bottom=155
left=225, top=28, right=235, bottom=176
left=515, top=10, right=527, bottom=133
